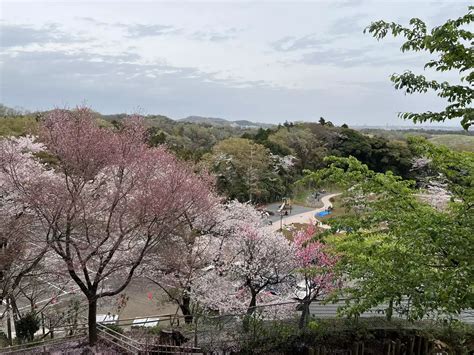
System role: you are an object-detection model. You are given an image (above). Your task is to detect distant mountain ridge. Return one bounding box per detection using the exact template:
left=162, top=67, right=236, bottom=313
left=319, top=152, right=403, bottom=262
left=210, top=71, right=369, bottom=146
left=0, top=103, right=464, bottom=132
left=179, top=115, right=274, bottom=129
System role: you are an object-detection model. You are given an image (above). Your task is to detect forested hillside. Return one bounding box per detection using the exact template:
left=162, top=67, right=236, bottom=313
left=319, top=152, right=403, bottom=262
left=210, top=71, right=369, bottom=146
left=0, top=104, right=457, bottom=203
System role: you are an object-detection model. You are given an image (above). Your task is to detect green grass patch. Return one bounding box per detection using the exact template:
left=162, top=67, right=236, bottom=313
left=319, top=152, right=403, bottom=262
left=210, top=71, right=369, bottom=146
left=0, top=116, right=38, bottom=137
left=428, top=134, right=474, bottom=152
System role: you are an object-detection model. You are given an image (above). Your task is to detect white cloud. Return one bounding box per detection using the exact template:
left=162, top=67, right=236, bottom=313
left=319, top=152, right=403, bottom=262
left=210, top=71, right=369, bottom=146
left=0, top=0, right=470, bottom=126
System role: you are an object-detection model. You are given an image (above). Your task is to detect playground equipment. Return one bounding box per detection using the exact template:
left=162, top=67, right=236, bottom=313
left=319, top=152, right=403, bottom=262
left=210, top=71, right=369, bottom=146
left=316, top=210, right=331, bottom=217
left=278, top=197, right=292, bottom=215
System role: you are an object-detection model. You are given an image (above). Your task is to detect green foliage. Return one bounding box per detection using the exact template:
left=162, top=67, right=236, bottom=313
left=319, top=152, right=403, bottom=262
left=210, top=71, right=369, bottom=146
left=203, top=137, right=286, bottom=202
left=15, top=312, right=40, bottom=342
left=0, top=116, right=38, bottom=137
left=408, top=136, right=473, bottom=201
left=247, top=122, right=416, bottom=179
left=146, top=324, right=164, bottom=335
left=328, top=129, right=414, bottom=177
left=105, top=113, right=252, bottom=161
left=0, top=106, right=453, bottom=205
left=148, top=127, right=167, bottom=147
left=300, top=142, right=473, bottom=321
left=0, top=330, right=8, bottom=348
left=239, top=318, right=300, bottom=354
left=267, top=126, right=327, bottom=172
left=238, top=318, right=474, bottom=354
left=422, top=321, right=474, bottom=353
left=307, top=319, right=321, bottom=332
left=366, top=6, right=473, bottom=129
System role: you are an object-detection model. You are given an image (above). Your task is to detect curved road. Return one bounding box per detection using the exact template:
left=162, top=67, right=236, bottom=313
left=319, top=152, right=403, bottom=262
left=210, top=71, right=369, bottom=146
left=268, top=193, right=341, bottom=231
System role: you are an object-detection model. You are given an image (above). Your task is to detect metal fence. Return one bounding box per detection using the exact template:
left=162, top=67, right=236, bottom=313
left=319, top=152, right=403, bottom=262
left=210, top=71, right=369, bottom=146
left=1, top=301, right=471, bottom=354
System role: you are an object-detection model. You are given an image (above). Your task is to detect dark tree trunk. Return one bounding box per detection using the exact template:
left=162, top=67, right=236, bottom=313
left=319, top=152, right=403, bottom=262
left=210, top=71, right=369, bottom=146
left=49, top=318, right=54, bottom=339
left=88, top=298, right=98, bottom=346
left=6, top=298, right=12, bottom=346
left=10, top=296, right=20, bottom=321
left=180, top=295, right=193, bottom=324
left=386, top=298, right=393, bottom=321
left=246, top=293, right=257, bottom=315
left=243, top=293, right=258, bottom=332
left=299, top=302, right=310, bottom=329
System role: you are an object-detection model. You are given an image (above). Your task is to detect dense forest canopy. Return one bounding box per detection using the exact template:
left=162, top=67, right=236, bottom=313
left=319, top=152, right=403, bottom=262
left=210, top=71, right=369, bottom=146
left=0, top=104, right=472, bottom=203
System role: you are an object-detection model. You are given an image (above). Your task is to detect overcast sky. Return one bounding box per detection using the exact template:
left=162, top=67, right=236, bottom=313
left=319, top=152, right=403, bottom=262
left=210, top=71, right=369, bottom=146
left=0, top=0, right=470, bottom=126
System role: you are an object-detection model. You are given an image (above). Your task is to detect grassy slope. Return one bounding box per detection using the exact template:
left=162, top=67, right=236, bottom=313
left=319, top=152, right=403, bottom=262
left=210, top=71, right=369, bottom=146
left=428, top=134, right=474, bottom=152
left=0, top=116, right=38, bottom=137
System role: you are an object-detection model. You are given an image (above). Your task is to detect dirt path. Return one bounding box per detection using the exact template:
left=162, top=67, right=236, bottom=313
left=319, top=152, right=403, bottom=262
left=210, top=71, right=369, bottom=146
left=268, top=193, right=341, bottom=231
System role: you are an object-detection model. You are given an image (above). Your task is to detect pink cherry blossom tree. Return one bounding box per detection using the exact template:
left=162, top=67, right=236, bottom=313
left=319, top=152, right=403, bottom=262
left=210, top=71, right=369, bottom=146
left=144, top=201, right=280, bottom=323
left=0, top=138, right=48, bottom=302
left=143, top=217, right=218, bottom=324
left=411, top=157, right=452, bottom=210
left=0, top=108, right=215, bottom=345
left=292, top=223, right=339, bottom=328
left=224, top=224, right=296, bottom=316
left=192, top=202, right=296, bottom=316
left=0, top=136, right=66, bottom=342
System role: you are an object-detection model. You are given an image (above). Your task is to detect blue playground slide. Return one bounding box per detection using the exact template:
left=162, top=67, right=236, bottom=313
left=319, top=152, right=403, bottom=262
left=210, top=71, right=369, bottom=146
left=316, top=210, right=331, bottom=217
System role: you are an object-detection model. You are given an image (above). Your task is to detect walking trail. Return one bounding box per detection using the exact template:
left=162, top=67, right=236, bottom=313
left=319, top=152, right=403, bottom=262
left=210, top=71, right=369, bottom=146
left=268, top=193, right=341, bottom=232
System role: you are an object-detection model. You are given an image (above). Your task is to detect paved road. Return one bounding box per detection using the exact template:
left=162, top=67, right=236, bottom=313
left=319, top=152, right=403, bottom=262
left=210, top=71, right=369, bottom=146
left=268, top=193, right=341, bottom=231
left=265, top=203, right=315, bottom=223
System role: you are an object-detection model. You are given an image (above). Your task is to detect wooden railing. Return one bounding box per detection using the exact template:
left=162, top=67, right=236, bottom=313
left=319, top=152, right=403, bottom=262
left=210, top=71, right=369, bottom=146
left=96, top=322, right=142, bottom=354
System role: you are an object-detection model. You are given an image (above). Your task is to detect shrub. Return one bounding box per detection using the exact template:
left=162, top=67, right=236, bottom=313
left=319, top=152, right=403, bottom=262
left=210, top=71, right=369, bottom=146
left=102, top=324, right=123, bottom=335
left=15, top=313, right=40, bottom=342
left=420, top=320, right=474, bottom=353
left=238, top=318, right=474, bottom=354
left=146, top=325, right=163, bottom=335
left=0, top=330, right=9, bottom=347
